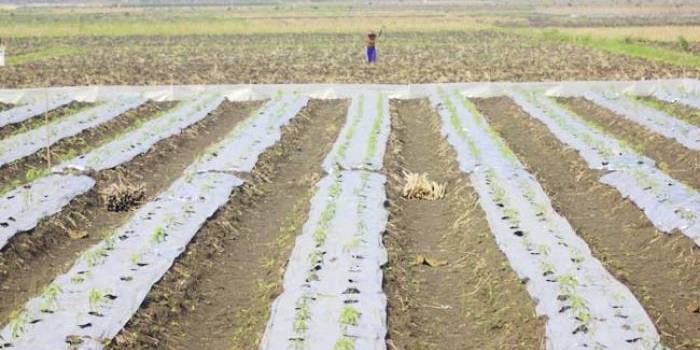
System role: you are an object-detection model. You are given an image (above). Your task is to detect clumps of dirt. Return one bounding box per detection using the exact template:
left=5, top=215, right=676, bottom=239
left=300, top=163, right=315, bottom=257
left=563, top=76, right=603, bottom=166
left=100, top=177, right=145, bottom=212
left=402, top=171, right=446, bottom=200
left=476, top=96, right=700, bottom=349
left=384, top=99, right=545, bottom=350
left=112, top=99, right=347, bottom=350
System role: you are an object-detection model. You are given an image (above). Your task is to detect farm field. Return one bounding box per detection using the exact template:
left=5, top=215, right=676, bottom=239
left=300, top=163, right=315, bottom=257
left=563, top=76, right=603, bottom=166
left=0, top=2, right=699, bottom=350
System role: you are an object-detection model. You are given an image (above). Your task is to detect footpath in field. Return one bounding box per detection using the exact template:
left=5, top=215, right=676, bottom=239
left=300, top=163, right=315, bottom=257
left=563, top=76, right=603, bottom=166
left=383, top=99, right=544, bottom=349
left=432, top=88, right=661, bottom=349
left=476, top=96, right=700, bottom=349
left=0, top=93, right=309, bottom=348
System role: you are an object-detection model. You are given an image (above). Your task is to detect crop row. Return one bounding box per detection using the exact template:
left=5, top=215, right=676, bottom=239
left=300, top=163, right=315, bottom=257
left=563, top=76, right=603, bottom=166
left=0, top=93, right=309, bottom=348
left=0, top=95, right=72, bottom=129
left=0, top=81, right=697, bottom=349
left=0, top=97, right=144, bottom=167
left=431, top=87, right=660, bottom=349
left=511, top=91, right=699, bottom=245
left=583, top=89, right=699, bottom=150
left=263, top=92, right=391, bottom=350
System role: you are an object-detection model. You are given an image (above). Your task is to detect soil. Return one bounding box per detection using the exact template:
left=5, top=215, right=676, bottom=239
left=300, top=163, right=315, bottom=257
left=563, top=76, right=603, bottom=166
left=0, top=100, right=93, bottom=139
left=0, top=100, right=176, bottom=195
left=111, top=99, right=348, bottom=350
left=639, top=96, right=700, bottom=128
left=476, top=97, right=700, bottom=349
left=383, top=99, right=545, bottom=350
left=1, top=31, right=698, bottom=88
left=0, top=100, right=261, bottom=323
left=561, top=97, right=700, bottom=190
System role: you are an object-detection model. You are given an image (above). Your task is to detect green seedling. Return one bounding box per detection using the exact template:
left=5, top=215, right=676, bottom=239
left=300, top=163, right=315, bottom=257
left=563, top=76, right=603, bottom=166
left=88, top=288, right=105, bottom=313
left=308, top=250, right=324, bottom=265
left=292, top=296, right=311, bottom=335
left=558, top=274, right=579, bottom=296
left=569, top=248, right=585, bottom=264
left=104, top=234, right=117, bottom=251
left=540, top=261, right=556, bottom=276
left=339, top=305, right=361, bottom=328
left=83, top=248, right=108, bottom=267
left=536, top=244, right=550, bottom=256
left=313, top=227, right=327, bottom=247
left=343, top=236, right=362, bottom=252
left=151, top=226, right=167, bottom=244
left=8, top=311, right=27, bottom=340
left=40, top=284, right=62, bottom=312
left=334, top=337, right=355, bottom=350
left=129, top=252, right=143, bottom=265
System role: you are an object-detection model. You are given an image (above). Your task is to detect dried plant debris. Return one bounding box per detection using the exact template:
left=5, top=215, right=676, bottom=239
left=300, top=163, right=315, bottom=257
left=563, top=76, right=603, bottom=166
left=402, top=171, right=446, bottom=200
left=101, top=179, right=145, bottom=212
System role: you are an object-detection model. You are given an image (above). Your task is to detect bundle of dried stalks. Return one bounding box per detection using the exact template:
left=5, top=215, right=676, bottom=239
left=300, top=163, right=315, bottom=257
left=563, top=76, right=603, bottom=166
left=101, top=177, right=145, bottom=212
left=402, top=171, right=446, bottom=200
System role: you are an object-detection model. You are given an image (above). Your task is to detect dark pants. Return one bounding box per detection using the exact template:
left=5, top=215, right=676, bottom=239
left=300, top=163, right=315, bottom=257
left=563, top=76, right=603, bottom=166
left=367, top=46, right=377, bottom=63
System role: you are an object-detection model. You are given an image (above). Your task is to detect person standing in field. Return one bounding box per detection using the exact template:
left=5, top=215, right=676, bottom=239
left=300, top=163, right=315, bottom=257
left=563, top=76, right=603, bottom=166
left=367, top=28, right=382, bottom=64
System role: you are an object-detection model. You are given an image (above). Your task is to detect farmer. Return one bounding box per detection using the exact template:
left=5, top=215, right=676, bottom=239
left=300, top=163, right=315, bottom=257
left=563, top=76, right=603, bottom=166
left=366, top=28, right=382, bottom=64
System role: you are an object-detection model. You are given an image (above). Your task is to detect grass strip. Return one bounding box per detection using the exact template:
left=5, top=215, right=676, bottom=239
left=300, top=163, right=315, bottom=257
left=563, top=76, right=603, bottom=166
left=6, top=46, right=84, bottom=65
left=504, top=28, right=700, bottom=69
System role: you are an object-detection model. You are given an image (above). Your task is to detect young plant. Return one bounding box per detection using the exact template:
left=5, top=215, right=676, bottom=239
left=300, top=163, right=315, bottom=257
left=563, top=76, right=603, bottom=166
left=8, top=310, right=27, bottom=340
left=151, top=226, right=167, bottom=244
left=39, top=284, right=62, bottom=312
left=292, top=295, right=312, bottom=335
left=104, top=234, right=117, bottom=251
left=558, top=274, right=579, bottom=296
left=88, top=288, right=105, bottom=313
left=82, top=247, right=108, bottom=267
left=540, top=261, right=556, bottom=276
left=339, top=305, right=360, bottom=329
left=333, top=337, right=355, bottom=350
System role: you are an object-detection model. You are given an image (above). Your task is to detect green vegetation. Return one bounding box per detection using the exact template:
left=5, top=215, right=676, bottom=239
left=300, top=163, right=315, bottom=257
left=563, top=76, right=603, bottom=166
left=6, top=46, right=84, bottom=65
left=339, top=306, right=360, bottom=328
left=678, top=36, right=690, bottom=52
left=88, top=288, right=105, bottom=313
left=8, top=310, right=27, bottom=340
left=333, top=337, right=355, bottom=350
left=508, top=28, right=700, bottom=69
left=151, top=226, right=167, bottom=244
left=39, top=284, right=62, bottom=312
